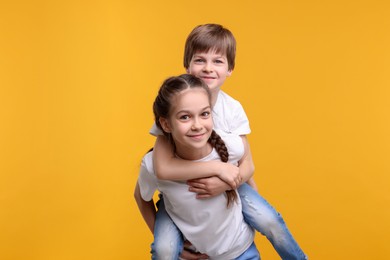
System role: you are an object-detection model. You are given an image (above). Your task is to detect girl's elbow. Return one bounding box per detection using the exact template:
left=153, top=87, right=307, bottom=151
left=155, top=170, right=168, bottom=180
left=154, top=166, right=170, bottom=180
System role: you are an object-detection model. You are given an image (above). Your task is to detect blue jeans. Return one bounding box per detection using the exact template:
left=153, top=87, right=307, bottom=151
left=151, top=184, right=307, bottom=260
left=151, top=196, right=183, bottom=260
left=238, top=183, right=307, bottom=260
left=235, top=242, right=260, bottom=260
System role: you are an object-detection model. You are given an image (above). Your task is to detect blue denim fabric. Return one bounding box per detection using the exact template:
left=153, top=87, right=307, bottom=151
left=151, top=196, right=183, bottom=260
left=152, top=185, right=307, bottom=260
left=235, top=242, right=260, bottom=260
left=238, top=183, right=307, bottom=260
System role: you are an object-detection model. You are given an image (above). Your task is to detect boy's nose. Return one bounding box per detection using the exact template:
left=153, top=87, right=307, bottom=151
left=203, top=62, right=213, bottom=72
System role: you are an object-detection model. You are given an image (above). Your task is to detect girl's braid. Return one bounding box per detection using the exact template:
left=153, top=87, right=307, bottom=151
left=208, top=130, right=238, bottom=207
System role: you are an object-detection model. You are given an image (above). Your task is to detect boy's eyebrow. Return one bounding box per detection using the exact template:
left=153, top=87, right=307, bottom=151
left=193, top=53, right=226, bottom=59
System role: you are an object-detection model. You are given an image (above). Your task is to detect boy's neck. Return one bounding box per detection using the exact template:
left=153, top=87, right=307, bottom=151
left=210, top=87, right=221, bottom=107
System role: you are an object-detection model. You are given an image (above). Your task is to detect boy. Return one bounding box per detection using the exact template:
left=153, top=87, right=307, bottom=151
left=138, top=24, right=307, bottom=259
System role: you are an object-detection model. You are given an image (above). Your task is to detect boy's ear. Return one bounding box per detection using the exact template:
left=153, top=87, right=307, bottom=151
left=227, top=69, right=233, bottom=76
left=185, top=68, right=190, bottom=73
left=159, top=117, right=171, bottom=133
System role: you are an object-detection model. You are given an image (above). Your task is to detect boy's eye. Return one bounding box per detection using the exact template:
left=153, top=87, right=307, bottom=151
left=215, top=59, right=224, bottom=64
left=193, top=58, right=204, bottom=63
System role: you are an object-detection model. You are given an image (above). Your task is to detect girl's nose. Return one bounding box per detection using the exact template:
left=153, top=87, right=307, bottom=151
left=191, top=119, right=202, bottom=130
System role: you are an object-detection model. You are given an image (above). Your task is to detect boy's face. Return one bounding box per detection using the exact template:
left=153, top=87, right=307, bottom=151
left=186, top=50, right=232, bottom=92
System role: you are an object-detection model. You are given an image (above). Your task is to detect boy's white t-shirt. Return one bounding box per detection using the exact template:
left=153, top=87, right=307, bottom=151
left=138, top=134, right=254, bottom=259
left=149, top=90, right=251, bottom=136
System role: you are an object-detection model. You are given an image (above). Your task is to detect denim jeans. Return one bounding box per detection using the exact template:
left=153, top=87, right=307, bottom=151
left=235, top=242, right=260, bottom=260
left=151, top=184, right=307, bottom=260
left=238, top=183, right=307, bottom=260
left=151, top=196, right=183, bottom=260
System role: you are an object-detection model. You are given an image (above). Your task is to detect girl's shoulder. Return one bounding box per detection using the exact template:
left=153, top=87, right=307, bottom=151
left=141, top=151, right=155, bottom=173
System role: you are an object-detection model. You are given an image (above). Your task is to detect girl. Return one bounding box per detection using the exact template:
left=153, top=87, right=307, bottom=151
left=148, top=24, right=307, bottom=260
left=135, top=74, right=260, bottom=259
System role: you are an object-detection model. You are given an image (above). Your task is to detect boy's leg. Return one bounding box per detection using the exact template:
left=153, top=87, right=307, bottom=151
left=151, top=195, right=184, bottom=260
left=238, top=183, right=308, bottom=260
left=234, top=242, right=260, bottom=260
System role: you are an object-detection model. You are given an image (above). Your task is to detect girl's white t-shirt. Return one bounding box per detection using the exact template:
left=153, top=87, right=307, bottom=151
left=138, top=133, right=254, bottom=259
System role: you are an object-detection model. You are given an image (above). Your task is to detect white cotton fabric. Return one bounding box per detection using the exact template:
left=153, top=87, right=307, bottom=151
left=137, top=134, right=254, bottom=259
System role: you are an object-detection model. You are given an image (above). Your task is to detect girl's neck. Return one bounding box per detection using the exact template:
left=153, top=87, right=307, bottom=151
left=175, top=142, right=213, bottom=161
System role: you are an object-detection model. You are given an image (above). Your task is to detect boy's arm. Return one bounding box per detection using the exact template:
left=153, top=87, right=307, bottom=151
left=134, top=182, right=156, bottom=233
left=238, top=135, right=258, bottom=191
left=153, top=135, right=242, bottom=189
left=187, top=135, right=257, bottom=198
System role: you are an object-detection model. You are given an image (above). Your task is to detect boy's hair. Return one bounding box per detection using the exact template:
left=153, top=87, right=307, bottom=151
left=153, top=73, right=237, bottom=207
left=183, top=24, right=236, bottom=71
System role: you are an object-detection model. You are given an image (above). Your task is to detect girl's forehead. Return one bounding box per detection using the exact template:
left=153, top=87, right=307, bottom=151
left=171, top=88, right=210, bottom=109
left=176, top=88, right=209, bottom=100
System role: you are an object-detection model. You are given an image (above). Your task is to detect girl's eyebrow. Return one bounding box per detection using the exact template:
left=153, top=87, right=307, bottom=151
left=176, top=105, right=211, bottom=115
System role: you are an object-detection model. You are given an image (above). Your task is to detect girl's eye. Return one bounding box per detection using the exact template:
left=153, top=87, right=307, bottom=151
left=201, top=111, right=210, bottom=117
left=180, top=115, right=190, bottom=120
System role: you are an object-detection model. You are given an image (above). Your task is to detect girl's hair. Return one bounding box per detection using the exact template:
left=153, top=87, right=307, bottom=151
left=153, top=74, right=237, bottom=207
left=208, top=130, right=238, bottom=207
left=183, top=23, right=236, bottom=71
left=153, top=74, right=211, bottom=139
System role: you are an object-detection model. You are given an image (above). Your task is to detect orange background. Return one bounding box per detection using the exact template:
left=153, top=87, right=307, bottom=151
left=1, top=1, right=389, bottom=259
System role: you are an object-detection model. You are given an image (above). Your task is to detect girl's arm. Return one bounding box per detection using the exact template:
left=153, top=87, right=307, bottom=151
left=134, top=182, right=209, bottom=259
left=134, top=182, right=156, bottom=233
left=153, top=135, right=241, bottom=189
left=187, top=135, right=257, bottom=198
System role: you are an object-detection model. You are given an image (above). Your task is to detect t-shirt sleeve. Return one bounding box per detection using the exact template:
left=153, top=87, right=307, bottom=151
left=138, top=153, right=158, bottom=201
left=231, top=101, right=251, bottom=135
left=149, top=123, right=163, bottom=136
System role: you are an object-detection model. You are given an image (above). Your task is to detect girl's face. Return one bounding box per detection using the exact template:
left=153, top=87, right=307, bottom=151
left=160, top=88, right=213, bottom=160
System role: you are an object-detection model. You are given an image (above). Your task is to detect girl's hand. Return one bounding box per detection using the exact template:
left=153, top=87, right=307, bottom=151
left=187, top=176, right=231, bottom=199
left=217, top=163, right=241, bottom=189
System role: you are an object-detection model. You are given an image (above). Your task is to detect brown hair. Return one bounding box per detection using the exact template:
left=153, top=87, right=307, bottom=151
left=208, top=130, right=238, bottom=207
left=183, top=24, right=236, bottom=71
left=153, top=74, right=211, bottom=140
left=153, top=74, right=237, bottom=207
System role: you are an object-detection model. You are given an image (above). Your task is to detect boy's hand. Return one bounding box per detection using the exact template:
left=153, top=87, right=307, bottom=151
left=180, top=240, right=209, bottom=259
left=187, top=176, right=231, bottom=199
left=217, top=163, right=241, bottom=189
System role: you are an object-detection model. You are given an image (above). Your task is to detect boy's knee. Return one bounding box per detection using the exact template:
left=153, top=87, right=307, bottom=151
left=151, top=240, right=181, bottom=260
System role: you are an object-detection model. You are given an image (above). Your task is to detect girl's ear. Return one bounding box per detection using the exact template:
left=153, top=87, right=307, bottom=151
left=159, top=117, right=171, bottom=133
left=227, top=69, right=233, bottom=77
